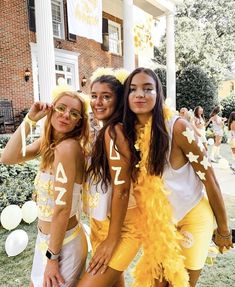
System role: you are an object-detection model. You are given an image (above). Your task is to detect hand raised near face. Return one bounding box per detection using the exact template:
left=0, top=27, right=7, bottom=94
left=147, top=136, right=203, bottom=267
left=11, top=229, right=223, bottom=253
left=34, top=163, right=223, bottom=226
left=28, top=102, right=53, bottom=122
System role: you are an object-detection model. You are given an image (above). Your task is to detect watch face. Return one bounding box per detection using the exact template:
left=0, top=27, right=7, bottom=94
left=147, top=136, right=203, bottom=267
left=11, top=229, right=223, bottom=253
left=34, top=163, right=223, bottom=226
left=46, top=250, right=52, bottom=259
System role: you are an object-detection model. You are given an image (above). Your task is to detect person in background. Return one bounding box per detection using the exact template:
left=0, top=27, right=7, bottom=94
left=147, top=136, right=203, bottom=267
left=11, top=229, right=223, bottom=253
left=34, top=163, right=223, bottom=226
left=228, top=111, right=235, bottom=172
left=207, top=106, right=226, bottom=162
left=0, top=91, right=89, bottom=287
left=179, top=107, right=190, bottom=122
left=122, top=67, right=233, bottom=287
left=77, top=69, right=140, bottom=287
left=193, top=106, right=207, bottom=150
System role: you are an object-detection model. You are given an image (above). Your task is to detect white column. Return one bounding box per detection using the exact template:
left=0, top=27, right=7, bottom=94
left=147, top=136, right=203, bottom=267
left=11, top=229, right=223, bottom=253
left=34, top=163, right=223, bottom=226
left=35, top=0, right=56, bottom=103
left=166, top=12, right=176, bottom=109
left=123, top=0, right=135, bottom=71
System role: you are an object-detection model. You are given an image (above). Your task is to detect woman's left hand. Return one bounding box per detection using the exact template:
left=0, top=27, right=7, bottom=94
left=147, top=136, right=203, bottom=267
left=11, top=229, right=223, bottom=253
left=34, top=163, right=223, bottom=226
left=87, top=237, right=118, bottom=275
left=43, top=260, right=65, bottom=287
left=212, top=228, right=233, bottom=253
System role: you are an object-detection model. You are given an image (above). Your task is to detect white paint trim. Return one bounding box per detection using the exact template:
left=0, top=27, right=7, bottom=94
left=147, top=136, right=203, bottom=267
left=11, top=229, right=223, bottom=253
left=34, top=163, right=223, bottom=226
left=30, top=43, right=80, bottom=100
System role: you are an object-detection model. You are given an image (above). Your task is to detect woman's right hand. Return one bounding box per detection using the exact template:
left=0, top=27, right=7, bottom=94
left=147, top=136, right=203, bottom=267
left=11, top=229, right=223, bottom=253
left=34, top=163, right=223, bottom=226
left=28, top=102, right=53, bottom=122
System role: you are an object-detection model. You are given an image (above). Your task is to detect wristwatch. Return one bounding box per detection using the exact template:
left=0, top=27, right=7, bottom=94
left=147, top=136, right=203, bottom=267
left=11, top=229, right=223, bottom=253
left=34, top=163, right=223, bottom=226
left=45, top=249, right=60, bottom=260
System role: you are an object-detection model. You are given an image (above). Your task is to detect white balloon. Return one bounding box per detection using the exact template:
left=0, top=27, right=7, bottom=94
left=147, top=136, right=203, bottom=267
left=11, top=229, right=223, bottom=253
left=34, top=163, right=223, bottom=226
left=0, top=205, right=22, bottom=230
left=57, top=77, right=66, bottom=86
left=5, top=229, right=29, bottom=257
left=207, top=138, right=214, bottom=146
left=218, top=158, right=229, bottom=169
left=21, top=201, right=38, bottom=224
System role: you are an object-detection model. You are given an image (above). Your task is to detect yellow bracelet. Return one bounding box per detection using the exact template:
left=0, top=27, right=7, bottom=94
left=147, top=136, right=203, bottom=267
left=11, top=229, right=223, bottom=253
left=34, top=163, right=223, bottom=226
left=24, top=114, right=37, bottom=127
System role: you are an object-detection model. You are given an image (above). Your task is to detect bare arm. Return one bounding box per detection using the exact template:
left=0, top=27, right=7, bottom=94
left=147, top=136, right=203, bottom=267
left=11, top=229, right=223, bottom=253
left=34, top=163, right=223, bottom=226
left=0, top=102, right=52, bottom=164
left=43, top=139, right=81, bottom=287
left=0, top=123, right=41, bottom=164
left=87, top=124, right=131, bottom=274
left=173, top=119, right=233, bottom=251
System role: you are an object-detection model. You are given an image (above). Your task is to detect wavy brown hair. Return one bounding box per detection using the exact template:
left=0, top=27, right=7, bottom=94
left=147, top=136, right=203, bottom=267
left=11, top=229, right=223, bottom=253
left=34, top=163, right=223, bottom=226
left=228, top=111, right=235, bottom=130
left=39, top=91, right=90, bottom=170
left=123, top=67, right=169, bottom=177
left=87, top=75, right=124, bottom=191
left=210, top=105, right=220, bottom=118
left=194, top=106, right=205, bottom=120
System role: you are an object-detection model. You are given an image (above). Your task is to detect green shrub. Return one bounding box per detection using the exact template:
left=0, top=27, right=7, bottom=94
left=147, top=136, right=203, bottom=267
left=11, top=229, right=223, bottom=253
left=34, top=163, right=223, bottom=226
left=0, top=135, right=10, bottom=149
left=176, top=65, right=217, bottom=118
left=220, top=93, right=235, bottom=119
left=0, top=160, right=39, bottom=212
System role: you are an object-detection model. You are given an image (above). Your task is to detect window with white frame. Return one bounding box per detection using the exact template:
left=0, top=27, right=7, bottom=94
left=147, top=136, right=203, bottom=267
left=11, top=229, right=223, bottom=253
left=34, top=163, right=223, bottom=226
left=51, top=0, right=64, bottom=39
left=108, top=20, right=122, bottom=55
left=55, top=64, right=73, bottom=87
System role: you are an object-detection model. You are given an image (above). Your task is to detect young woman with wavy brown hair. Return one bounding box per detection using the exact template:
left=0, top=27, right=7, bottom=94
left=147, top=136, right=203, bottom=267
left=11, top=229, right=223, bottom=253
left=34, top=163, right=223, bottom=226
left=77, top=71, right=141, bottom=287
left=1, top=90, right=89, bottom=287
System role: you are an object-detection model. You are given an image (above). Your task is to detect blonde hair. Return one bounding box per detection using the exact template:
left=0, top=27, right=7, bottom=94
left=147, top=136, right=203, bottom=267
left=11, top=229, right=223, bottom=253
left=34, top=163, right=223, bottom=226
left=39, top=91, right=90, bottom=170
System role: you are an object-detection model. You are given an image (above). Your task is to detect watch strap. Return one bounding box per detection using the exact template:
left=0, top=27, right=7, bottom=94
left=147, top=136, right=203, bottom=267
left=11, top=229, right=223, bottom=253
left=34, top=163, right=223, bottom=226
left=46, top=249, right=60, bottom=260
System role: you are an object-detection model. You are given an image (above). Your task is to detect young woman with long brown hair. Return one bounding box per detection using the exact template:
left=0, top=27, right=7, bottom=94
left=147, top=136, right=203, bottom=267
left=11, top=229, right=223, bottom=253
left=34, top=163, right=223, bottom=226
left=207, top=105, right=226, bottom=162
left=122, top=67, right=233, bottom=287
left=1, top=91, right=89, bottom=287
left=77, top=70, right=141, bottom=287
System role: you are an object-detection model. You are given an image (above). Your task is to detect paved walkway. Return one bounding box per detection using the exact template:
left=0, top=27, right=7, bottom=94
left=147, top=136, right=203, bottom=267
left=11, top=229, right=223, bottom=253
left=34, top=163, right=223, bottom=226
left=207, top=143, right=235, bottom=197
left=212, top=162, right=235, bottom=197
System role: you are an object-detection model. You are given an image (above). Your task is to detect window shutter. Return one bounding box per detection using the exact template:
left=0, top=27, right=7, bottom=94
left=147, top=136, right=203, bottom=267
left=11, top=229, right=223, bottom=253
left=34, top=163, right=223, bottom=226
left=101, top=18, right=109, bottom=51
left=28, top=0, right=36, bottom=32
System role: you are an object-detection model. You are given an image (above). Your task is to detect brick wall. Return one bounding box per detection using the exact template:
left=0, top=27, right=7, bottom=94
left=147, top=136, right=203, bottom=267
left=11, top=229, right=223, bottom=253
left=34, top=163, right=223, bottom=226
left=0, top=0, right=34, bottom=114
left=0, top=0, right=124, bottom=112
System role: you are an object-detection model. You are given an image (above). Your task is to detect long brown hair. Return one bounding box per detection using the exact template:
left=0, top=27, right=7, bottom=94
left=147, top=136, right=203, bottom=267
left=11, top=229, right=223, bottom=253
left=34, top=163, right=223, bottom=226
left=123, top=67, right=169, bottom=177
left=210, top=105, right=220, bottom=118
left=39, top=91, right=90, bottom=170
left=228, top=111, right=235, bottom=130
left=87, top=75, right=124, bottom=190
left=194, top=106, right=205, bottom=120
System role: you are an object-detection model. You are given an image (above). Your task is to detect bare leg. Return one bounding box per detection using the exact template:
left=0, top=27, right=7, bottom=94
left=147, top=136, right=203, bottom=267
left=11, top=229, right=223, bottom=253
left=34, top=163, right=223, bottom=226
left=187, top=269, right=201, bottom=287
left=154, top=278, right=169, bottom=287
left=29, top=281, right=34, bottom=287
left=214, top=135, right=222, bottom=146
left=112, top=273, right=125, bottom=287
left=76, top=267, right=123, bottom=287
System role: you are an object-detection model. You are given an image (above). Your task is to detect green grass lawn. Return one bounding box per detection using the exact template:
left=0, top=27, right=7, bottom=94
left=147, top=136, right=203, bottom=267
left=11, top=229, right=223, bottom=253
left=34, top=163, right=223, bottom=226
left=0, top=144, right=234, bottom=286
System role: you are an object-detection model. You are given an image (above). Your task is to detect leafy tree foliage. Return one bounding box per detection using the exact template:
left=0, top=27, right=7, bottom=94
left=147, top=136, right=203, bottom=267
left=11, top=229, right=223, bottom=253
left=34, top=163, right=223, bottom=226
left=154, top=67, right=166, bottom=99
left=176, top=65, right=217, bottom=118
left=221, top=93, right=235, bottom=119
left=158, top=0, right=235, bottom=82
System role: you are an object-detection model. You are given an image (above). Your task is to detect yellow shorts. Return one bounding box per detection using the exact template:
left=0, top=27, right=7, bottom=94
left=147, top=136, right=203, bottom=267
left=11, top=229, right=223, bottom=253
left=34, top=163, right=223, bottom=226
left=177, top=196, right=214, bottom=270
left=90, top=207, right=141, bottom=271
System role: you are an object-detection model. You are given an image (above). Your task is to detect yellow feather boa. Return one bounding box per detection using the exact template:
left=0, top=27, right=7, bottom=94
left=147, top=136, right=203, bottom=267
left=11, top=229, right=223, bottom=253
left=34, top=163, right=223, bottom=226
left=131, top=107, right=189, bottom=287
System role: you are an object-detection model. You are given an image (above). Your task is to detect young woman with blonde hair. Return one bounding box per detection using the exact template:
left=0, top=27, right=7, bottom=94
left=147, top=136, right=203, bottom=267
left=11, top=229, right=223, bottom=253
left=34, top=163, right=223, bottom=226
left=1, top=90, right=89, bottom=287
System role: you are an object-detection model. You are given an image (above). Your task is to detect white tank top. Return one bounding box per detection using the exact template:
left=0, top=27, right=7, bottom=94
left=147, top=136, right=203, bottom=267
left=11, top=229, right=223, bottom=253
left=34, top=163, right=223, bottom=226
left=85, top=176, right=137, bottom=221
left=35, top=171, right=82, bottom=222
left=163, top=115, right=204, bottom=222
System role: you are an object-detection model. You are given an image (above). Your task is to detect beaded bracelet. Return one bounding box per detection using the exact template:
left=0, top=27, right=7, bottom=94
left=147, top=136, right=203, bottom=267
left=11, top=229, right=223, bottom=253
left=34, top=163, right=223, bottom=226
left=24, top=113, right=37, bottom=127
left=215, top=228, right=232, bottom=240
